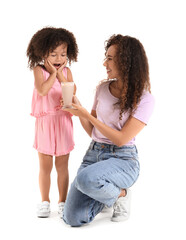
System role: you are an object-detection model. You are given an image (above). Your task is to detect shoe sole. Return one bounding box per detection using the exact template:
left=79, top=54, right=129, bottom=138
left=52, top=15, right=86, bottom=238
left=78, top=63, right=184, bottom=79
left=37, top=212, right=50, bottom=218
left=111, top=216, right=129, bottom=222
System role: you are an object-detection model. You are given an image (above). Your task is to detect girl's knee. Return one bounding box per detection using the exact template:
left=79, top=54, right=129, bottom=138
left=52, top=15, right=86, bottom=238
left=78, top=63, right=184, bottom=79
left=39, top=154, right=53, bottom=174
left=55, top=155, right=69, bottom=172
left=40, top=164, right=53, bottom=175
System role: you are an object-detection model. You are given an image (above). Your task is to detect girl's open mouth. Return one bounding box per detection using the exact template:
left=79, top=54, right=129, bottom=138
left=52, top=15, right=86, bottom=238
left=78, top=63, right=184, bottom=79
left=54, top=64, right=61, bottom=68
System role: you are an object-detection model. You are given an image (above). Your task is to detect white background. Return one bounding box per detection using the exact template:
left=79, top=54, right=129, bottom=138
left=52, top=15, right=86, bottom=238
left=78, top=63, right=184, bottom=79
left=0, top=0, right=186, bottom=239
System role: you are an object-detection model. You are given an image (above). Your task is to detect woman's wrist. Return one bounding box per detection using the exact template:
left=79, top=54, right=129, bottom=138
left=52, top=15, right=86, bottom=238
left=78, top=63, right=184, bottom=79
left=86, top=111, right=94, bottom=122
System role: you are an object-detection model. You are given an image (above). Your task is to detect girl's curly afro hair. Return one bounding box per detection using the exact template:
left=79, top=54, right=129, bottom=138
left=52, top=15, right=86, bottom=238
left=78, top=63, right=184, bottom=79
left=27, top=27, right=78, bottom=69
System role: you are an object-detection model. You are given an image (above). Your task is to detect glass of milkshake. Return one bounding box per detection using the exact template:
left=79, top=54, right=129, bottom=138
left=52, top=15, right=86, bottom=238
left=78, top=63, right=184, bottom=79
left=61, top=82, right=74, bottom=108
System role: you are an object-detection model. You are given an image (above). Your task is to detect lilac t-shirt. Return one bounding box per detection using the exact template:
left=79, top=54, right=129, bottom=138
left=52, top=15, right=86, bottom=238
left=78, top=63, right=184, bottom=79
left=91, top=81, right=155, bottom=145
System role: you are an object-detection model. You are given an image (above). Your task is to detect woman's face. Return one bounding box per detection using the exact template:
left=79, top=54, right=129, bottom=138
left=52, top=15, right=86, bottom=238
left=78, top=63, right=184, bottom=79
left=103, top=45, right=119, bottom=80
left=46, top=43, right=67, bottom=69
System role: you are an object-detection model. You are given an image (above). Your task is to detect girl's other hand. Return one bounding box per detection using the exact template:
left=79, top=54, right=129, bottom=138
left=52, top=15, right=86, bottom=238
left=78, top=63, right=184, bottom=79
left=57, top=60, right=68, bottom=81
left=57, top=60, right=67, bottom=74
left=44, top=60, right=57, bottom=74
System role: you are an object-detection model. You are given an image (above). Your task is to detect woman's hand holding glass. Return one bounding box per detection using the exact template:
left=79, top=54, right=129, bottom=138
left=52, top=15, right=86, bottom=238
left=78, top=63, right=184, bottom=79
left=61, top=95, right=89, bottom=119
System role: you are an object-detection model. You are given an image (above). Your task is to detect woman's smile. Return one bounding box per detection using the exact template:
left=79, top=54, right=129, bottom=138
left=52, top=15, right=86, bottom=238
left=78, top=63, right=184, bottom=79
left=103, top=45, right=119, bottom=79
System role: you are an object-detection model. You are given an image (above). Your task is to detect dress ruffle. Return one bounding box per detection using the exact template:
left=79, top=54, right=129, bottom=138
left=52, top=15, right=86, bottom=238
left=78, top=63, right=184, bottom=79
left=33, top=112, right=74, bottom=156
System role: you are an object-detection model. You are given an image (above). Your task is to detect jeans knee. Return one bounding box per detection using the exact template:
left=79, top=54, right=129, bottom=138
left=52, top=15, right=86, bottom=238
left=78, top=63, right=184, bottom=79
left=63, top=213, right=81, bottom=227
left=76, top=171, right=95, bottom=193
left=63, top=206, right=87, bottom=227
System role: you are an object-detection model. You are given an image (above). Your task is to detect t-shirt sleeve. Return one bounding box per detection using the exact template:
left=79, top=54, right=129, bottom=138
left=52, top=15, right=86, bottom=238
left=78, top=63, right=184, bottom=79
left=92, top=92, right=98, bottom=110
left=92, top=85, right=101, bottom=110
left=132, top=92, right=155, bottom=124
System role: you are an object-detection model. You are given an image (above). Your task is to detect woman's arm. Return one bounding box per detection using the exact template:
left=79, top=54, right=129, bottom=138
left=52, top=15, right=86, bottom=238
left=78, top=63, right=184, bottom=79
left=64, top=103, right=145, bottom=147
left=79, top=110, right=96, bottom=137
left=87, top=114, right=145, bottom=146
left=70, top=96, right=95, bottom=137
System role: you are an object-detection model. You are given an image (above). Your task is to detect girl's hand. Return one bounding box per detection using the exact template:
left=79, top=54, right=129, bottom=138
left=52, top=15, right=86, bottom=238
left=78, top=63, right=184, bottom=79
left=57, top=60, right=68, bottom=82
left=44, top=59, right=57, bottom=75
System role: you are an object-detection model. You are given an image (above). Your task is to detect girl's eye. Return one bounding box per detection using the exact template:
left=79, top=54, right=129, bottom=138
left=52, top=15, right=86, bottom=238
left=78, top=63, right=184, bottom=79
left=51, top=54, right=56, bottom=57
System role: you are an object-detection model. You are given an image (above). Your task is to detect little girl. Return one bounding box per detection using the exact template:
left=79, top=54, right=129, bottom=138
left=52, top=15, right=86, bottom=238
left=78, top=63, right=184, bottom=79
left=27, top=27, right=78, bottom=217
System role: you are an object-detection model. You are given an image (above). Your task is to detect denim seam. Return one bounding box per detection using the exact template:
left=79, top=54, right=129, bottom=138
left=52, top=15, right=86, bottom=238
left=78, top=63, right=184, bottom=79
left=86, top=199, right=93, bottom=223
left=96, top=165, right=140, bottom=189
left=97, top=176, right=121, bottom=206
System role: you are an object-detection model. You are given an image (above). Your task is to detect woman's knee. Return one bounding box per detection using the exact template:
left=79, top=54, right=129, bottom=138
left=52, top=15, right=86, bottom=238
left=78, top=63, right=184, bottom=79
left=63, top=193, right=88, bottom=227
left=76, top=169, right=99, bottom=194
left=63, top=207, right=85, bottom=227
left=62, top=179, right=94, bottom=227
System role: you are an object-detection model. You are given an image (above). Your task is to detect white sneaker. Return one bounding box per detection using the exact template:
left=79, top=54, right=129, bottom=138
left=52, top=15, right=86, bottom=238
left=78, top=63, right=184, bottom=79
left=102, top=205, right=113, bottom=213
left=37, top=201, right=50, bottom=218
left=111, top=189, right=131, bottom=222
left=58, top=202, right=65, bottom=217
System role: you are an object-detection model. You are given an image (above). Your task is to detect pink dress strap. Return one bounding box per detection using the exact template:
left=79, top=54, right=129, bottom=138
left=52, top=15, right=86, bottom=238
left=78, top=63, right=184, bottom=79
left=31, top=67, right=67, bottom=117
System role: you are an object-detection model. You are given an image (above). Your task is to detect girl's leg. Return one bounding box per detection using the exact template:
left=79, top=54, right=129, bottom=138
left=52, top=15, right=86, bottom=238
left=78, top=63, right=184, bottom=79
left=38, top=152, right=53, bottom=202
left=55, top=154, right=69, bottom=203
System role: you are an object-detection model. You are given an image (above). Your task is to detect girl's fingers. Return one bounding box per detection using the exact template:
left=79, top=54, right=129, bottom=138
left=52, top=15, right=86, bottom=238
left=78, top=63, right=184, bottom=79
left=47, top=60, right=52, bottom=66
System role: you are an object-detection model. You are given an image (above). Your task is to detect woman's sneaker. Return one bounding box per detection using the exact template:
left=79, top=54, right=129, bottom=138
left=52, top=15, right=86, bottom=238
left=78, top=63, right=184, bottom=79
left=111, top=189, right=131, bottom=222
left=37, top=201, right=50, bottom=218
left=58, top=202, right=65, bottom=217
left=102, top=205, right=113, bottom=213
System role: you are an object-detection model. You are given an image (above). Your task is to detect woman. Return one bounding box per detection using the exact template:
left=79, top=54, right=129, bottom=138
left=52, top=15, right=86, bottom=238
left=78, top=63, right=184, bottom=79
left=62, top=34, right=155, bottom=226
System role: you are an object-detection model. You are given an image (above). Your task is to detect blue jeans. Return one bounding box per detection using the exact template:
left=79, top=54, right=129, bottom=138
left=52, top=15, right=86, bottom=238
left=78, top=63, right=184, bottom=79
left=62, top=141, right=140, bottom=227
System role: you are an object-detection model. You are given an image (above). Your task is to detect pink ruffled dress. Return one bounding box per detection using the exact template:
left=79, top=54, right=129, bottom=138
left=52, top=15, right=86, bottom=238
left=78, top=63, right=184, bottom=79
left=31, top=67, right=74, bottom=156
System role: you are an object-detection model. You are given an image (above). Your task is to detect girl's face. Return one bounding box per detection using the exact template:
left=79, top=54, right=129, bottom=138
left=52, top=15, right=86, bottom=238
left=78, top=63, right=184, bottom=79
left=103, top=45, right=120, bottom=80
left=46, top=43, right=67, bottom=69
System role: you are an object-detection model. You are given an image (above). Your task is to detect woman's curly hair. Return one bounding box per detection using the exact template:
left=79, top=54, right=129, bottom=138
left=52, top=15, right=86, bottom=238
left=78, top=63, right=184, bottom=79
left=27, top=27, right=78, bottom=69
left=105, top=34, right=151, bottom=120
